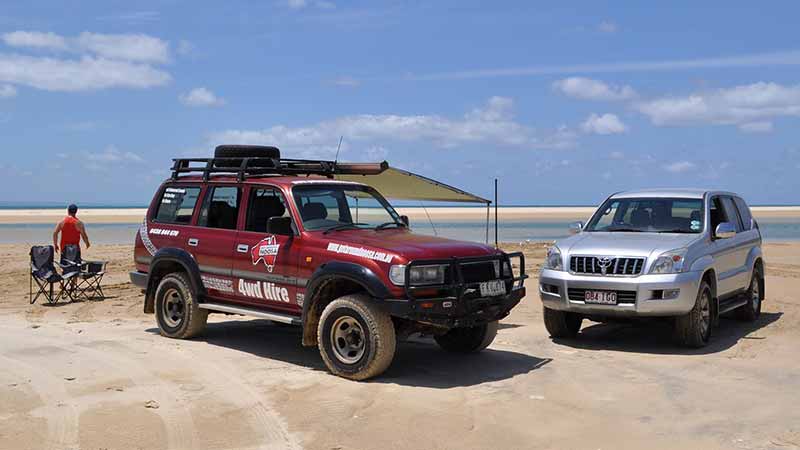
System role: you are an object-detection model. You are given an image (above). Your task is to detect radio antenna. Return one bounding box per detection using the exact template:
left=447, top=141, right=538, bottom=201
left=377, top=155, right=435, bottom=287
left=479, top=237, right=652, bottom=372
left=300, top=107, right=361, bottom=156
left=334, top=136, right=344, bottom=165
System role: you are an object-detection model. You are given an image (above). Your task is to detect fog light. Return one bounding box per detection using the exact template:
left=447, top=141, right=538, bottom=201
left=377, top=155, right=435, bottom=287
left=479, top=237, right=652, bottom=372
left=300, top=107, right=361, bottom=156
left=662, top=289, right=680, bottom=300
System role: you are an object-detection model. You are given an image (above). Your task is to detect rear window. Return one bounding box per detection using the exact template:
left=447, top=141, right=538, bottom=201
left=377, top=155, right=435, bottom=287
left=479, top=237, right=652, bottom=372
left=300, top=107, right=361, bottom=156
left=154, top=186, right=201, bottom=224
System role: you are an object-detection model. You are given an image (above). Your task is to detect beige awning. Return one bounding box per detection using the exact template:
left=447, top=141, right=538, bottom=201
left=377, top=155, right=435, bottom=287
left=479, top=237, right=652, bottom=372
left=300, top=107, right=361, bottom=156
left=334, top=163, right=489, bottom=204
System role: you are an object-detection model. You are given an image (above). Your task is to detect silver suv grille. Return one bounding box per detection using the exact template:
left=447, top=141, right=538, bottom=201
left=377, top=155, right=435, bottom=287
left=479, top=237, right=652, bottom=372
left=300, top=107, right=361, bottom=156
left=569, top=256, right=645, bottom=276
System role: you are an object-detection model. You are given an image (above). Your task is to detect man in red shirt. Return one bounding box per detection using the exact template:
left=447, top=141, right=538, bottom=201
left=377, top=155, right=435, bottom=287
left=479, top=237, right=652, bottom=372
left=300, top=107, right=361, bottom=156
left=53, top=204, right=91, bottom=254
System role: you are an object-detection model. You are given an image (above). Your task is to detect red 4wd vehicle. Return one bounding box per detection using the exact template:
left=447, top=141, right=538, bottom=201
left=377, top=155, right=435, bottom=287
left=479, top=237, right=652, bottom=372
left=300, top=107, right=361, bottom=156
left=131, top=146, right=526, bottom=380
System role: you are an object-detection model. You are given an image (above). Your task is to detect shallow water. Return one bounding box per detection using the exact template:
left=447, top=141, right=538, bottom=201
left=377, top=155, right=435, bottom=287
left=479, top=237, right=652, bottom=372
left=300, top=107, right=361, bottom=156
left=3, top=218, right=799, bottom=245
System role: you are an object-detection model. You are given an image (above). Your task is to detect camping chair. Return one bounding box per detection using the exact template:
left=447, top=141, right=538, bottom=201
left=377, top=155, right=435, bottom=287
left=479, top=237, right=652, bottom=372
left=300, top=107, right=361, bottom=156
left=74, top=260, right=108, bottom=300
left=30, top=245, right=76, bottom=305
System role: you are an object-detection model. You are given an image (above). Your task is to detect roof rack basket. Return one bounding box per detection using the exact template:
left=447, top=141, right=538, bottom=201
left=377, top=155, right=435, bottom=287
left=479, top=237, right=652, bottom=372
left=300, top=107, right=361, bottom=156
left=170, top=157, right=388, bottom=182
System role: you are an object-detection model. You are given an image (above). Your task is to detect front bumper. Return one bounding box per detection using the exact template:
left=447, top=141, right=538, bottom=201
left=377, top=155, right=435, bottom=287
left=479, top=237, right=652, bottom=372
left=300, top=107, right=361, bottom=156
left=539, top=268, right=702, bottom=317
left=130, top=271, right=148, bottom=289
left=384, top=286, right=526, bottom=327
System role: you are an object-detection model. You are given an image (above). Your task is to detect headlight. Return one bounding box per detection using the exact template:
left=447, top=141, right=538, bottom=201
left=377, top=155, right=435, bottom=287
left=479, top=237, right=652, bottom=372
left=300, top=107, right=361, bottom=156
left=389, top=264, right=447, bottom=286
left=649, top=248, right=688, bottom=274
left=544, top=246, right=563, bottom=271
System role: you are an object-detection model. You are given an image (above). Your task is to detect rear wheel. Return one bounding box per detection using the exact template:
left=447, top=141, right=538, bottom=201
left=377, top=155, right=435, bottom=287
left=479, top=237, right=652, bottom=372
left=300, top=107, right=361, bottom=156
left=434, top=321, right=498, bottom=353
left=543, top=307, right=582, bottom=338
left=674, top=281, right=712, bottom=348
left=155, top=273, right=208, bottom=339
left=736, top=268, right=763, bottom=321
left=317, top=294, right=396, bottom=381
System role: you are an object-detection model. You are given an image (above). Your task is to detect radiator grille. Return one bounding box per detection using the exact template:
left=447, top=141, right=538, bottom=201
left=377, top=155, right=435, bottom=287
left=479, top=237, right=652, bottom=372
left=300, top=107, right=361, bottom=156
left=569, top=256, right=645, bottom=276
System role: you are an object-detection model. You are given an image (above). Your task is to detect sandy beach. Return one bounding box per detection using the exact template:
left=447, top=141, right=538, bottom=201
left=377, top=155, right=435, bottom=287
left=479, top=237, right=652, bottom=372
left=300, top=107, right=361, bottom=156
left=1, top=242, right=799, bottom=449
left=2, top=205, right=799, bottom=224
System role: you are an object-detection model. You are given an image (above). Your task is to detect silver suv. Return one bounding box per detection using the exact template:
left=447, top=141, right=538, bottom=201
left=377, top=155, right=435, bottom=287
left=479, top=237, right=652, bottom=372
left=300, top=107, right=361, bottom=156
left=539, top=189, right=764, bottom=347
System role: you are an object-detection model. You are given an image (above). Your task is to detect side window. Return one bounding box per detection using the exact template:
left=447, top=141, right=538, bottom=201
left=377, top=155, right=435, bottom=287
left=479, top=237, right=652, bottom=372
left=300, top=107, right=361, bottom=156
left=721, top=197, right=744, bottom=232
left=733, top=197, right=753, bottom=231
left=198, top=186, right=240, bottom=230
left=154, top=186, right=201, bottom=224
left=709, top=197, right=729, bottom=232
left=246, top=188, right=290, bottom=232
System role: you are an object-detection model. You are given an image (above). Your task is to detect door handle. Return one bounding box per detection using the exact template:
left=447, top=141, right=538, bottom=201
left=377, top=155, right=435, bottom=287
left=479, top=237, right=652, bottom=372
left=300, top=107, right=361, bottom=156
left=188, top=238, right=199, bottom=247
left=237, top=244, right=249, bottom=253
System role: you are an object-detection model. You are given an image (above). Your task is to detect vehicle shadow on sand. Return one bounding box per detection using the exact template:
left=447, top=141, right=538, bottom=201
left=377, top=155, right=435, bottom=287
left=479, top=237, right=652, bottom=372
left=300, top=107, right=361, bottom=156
left=147, top=319, right=550, bottom=388
left=553, top=312, right=782, bottom=355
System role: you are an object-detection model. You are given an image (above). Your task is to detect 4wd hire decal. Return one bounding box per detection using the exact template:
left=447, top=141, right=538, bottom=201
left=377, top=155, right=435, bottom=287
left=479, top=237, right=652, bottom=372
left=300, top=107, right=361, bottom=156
left=251, top=235, right=280, bottom=272
left=326, top=242, right=394, bottom=263
left=238, top=279, right=290, bottom=303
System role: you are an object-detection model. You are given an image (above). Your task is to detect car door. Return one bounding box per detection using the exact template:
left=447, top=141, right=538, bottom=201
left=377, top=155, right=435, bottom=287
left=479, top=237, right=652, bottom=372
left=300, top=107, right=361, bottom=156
left=709, top=195, right=742, bottom=296
left=231, top=185, right=300, bottom=313
left=189, top=184, right=242, bottom=302
left=729, top=196, right=760, bottom=289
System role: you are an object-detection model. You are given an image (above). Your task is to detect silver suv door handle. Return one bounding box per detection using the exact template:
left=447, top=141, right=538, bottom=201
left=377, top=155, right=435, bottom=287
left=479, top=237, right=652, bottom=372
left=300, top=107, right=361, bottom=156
left=237, top=244, right=249, bottom=253
left=188, top=238, right=199, bottom=247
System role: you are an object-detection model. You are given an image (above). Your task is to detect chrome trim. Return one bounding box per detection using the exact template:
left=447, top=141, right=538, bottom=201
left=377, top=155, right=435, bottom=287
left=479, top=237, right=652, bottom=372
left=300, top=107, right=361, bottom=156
left=568, top=255, right=647, bottom=277
left=198, top=303, right=301, bottom=325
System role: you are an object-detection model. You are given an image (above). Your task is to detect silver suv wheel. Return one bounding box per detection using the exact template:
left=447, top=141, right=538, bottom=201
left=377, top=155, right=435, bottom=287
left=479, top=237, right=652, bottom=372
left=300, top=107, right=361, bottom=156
left=330, top=315, right=366, bottom=364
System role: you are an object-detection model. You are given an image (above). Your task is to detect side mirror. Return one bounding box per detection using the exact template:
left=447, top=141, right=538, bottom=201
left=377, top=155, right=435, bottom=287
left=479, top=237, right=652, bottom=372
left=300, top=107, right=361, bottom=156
left=569, top=221, right=584, bottom=235
left=714, top=222, right=736, bottom=239
left=267, top=216, right=294, bottom=236
left=400, top=215, right=410, bottom=227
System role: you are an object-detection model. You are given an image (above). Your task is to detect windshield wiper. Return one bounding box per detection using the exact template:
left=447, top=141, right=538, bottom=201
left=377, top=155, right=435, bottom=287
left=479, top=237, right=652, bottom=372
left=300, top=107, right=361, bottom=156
left=322, top=223, right=368, bottom=234
left=375, top=221, right=406, bottom=231
left=606, top=227, right=643, bottom=232
left=657, top=229, right=696, bottom=234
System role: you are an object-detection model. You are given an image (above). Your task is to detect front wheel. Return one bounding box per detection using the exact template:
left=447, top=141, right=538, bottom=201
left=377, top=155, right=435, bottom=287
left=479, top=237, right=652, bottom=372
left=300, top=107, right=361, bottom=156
left=434, top=321, right=498, bottom=353
left=543, top=307, right=582, bottom=338
left=155, top=273, right=208, bottom=339
left=317, top=294, right=396, bottom=381
left=674, top=281, right=712, bottom=348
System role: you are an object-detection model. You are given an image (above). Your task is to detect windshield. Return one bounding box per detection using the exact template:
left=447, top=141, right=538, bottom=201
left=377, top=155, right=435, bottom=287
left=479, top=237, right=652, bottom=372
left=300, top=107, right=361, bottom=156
left=584, top=197, right=704, bottom=233
left=292, top=184, right=402, bottom=232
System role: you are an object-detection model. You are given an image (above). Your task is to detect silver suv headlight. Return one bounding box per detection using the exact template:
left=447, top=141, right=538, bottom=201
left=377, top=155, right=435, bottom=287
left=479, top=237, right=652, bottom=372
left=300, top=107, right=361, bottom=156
left=389, top=264, right=447, bottom=286
left=544, top=246, right=563, bottom=271
left=649, top=248, right=688, bottom=274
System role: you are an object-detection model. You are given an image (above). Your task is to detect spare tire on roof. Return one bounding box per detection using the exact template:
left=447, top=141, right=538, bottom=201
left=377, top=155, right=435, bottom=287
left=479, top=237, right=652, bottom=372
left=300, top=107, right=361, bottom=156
left=214, top=145, right=280, bottom=159
left=213, top=145, right=280, bottom=169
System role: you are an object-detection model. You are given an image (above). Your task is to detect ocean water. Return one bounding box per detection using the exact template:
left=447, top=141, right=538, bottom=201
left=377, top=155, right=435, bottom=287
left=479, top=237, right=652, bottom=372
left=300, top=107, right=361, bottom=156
left=3, top=217, right=799, bottom=245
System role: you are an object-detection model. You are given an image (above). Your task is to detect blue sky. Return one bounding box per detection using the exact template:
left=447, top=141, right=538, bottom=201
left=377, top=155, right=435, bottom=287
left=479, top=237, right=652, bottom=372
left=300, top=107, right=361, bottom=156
left=1, top=1, right=799, bottom=206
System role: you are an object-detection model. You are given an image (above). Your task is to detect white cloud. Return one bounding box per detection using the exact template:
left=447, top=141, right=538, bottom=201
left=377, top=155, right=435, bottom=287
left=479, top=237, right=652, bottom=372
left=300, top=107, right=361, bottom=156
left=288, top=0, right=307, bottom=8
left=180, top=87, right=226, bottom=107
left=664, top=161, right=696, bottom=173
left=96, top=11, right=161, bottom=23
left=209, top=96, right=576, bottom=158
left=636, top=82, right=800, bottom=129
left=597, top=21, right=617, bottom=33
left=0, top=30, right=172, bottom=92
left=2, top=30, right=169, bottom=63
left=75, top=32, right=169, bottom=63
left=552, top=77, right=636, bottom=101
left=0, top=84, right=16, bottom=98
left=331, top=76, right=361, bottom=87
left=738, top=121, right=774, bottom=133
left=84, top=147, right=143, bottom=163
left=1, top=31, right=67, bottom=50
left=409, top=50, right=800, bottom=81
left=609, top=151, right=624, bottom=159
left=580, top=113, right=627, bottom=135
left=0, top=54, right=171, bottom=91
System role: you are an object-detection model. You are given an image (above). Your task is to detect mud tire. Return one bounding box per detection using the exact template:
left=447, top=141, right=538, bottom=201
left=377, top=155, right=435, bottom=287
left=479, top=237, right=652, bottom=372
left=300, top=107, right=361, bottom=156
left=317, top=294, right=396, bottom=381
left=674, top=281, right=712, bottom=348
left=434, top=321, right=498, bottom=353
left=735, top=268, right=763, bottom=322
left=155, top=273, right=208, bottom=339
left=543, top=307, right=582, bottom=338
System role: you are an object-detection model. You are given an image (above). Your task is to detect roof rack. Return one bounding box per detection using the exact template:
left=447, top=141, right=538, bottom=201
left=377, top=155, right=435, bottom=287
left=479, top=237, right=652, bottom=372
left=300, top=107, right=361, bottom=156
left=170, top=157, right=388, bottom=182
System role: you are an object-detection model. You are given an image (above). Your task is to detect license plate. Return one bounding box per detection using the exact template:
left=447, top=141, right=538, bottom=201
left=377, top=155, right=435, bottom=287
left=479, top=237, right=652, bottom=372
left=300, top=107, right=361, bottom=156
left=479, top=280, right=507, bottom=297
left=584, top=290, right=617, bottom=305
